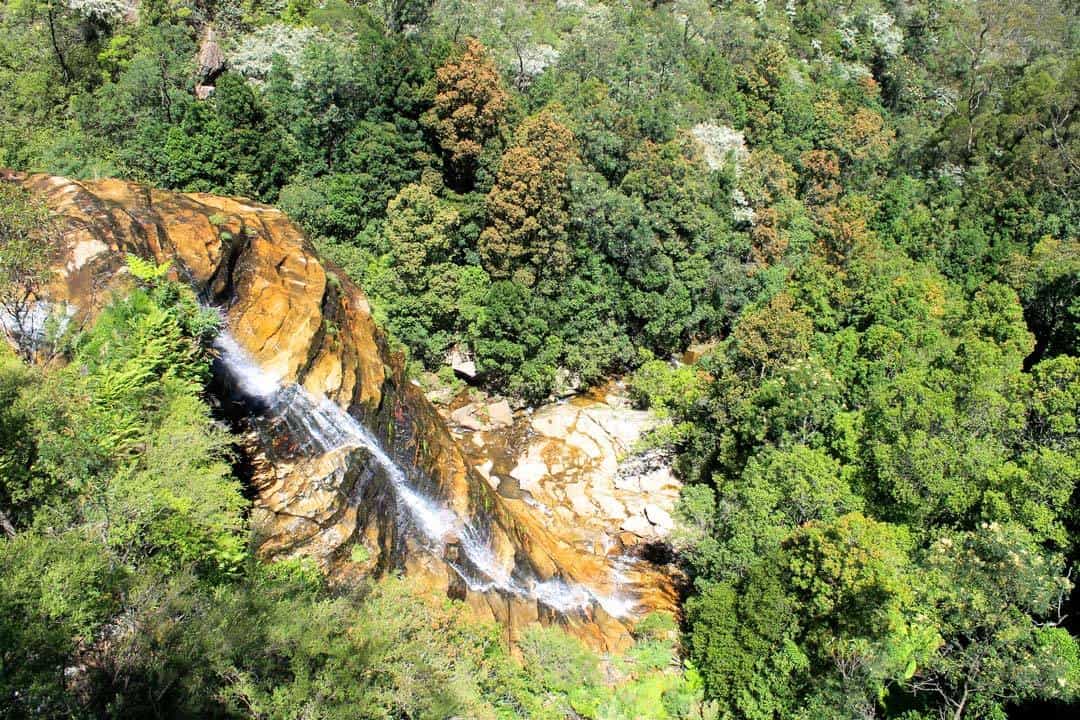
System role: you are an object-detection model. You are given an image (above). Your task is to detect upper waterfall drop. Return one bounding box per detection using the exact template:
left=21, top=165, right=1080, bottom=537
left=214, top=332, right=281, bottom=400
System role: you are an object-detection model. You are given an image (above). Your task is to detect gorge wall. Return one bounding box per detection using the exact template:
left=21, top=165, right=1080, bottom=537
left=12, top=172, right=679, bottom=650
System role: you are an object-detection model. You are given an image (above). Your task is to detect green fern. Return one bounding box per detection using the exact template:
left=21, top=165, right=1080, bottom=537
left=125, top=254, right=171, bottom=283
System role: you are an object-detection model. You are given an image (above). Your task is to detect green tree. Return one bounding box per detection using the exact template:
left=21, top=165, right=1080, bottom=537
left=385, top=182, right=460, bottom=277
left=479, top=109, right=580, bottom=288
left=0, top=183, right=65, bottom=361
left=685, top=572, right=806, bottom=720
left=909, top=523, right=1080, bottom=718
left=0, top=531, right=121, bottom=717
left=1008, top=236, right=1080, bottom=362
left=152, top=73, right=295, bottom=200
left=0, top=348, right=35, bottom=535
left=361, top=182, right=492, bottom=366
left=729, top=292, right=814, bottom=378
left=423, top=37, right=510, bottom=189
left=705, top=445, right=862, bottom=582
left=938, top=0, right=1067, bottom=160
left=687, top=513, right=936, bottom=720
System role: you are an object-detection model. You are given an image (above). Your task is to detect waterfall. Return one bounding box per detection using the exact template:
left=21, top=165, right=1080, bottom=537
left=213, top=331, right=635, bottom=618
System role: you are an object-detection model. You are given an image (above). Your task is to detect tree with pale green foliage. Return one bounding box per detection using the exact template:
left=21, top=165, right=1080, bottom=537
left=0, top=184, right=65, bottom=361
left=479, top=109, right=580, bottom=289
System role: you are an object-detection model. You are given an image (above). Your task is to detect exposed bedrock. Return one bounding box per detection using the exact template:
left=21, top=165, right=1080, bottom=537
left=15, top=173, right=680, bottom=650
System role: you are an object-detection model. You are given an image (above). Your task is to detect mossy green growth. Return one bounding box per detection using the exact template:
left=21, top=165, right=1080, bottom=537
left=349, top=544, right=371, bottom=564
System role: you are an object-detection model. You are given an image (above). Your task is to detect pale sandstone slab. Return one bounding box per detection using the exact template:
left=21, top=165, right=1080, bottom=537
left=451, top=404, right=485, bottom=431
left=510, top=460, right=548, bottom=496
left=621, top=515, right=655, bottom=537
left=565, top=482, right=598, bottom=517
left=644, top=503, right=675, bottom=532
left=488, top=399, right=514, bottom=428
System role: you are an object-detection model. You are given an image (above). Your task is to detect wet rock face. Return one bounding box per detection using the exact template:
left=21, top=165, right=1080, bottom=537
left=16, top=173, right=679, bottom=650
left=447, top=385, right=682, bottom=567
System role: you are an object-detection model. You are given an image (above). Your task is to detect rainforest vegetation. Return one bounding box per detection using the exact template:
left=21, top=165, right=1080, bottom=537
left=1, top=0, right=1078, bottom=718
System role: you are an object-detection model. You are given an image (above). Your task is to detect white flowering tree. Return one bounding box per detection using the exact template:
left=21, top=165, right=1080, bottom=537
left=66, top=0, right=132, bottom=21
left=229, top=23, right=325, bottom=83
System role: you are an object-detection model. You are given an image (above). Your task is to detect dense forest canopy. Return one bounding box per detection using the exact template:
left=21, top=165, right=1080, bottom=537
left=1, top=0, right=1078, bottom=718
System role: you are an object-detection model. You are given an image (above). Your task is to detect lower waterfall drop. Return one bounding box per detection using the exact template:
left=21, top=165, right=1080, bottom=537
left=213, top=331, right=635, bottom=619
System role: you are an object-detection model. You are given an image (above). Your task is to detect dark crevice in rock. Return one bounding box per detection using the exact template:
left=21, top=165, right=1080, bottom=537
left=295, top=274, right=335, bottom=388
left=207, top=228, right=250, bottom=306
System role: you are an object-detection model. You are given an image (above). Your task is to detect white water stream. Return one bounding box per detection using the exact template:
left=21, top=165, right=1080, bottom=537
left=214, top=332, right=635, bottom=618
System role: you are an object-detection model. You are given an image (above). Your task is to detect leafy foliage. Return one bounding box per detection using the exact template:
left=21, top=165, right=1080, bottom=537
left=0, top=184, right=65, bottom=360
left=0, top=274, right=703, bottom=719
left=1, top=0, right=1079, bottom=716
left=423, top=36, right=510, bottom=189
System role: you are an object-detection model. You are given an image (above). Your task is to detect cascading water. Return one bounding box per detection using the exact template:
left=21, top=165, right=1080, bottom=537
left=213, top=331, right=635, bottom=618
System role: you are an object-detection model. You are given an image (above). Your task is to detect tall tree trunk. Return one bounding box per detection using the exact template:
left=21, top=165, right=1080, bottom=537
left=47, top=1, right=73, bottom=83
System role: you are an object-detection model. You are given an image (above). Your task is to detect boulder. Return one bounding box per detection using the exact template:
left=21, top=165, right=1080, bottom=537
left=450, top=404, right=485, bottom=431
left=604, top=392, right=632, bottom=409
left=644, top=504, right=674, bottom=532
left=475, top=460, right=493, bottom=480
left=552, top=367, right=582, bottom=398
left=422, top=374, right=456, bottom=405
left=196, top=26, right=225, bottom=83
left=621, top=515, right=654, bottom=537
left=681, top=341, right=718, bottom=365
left=638, top=467, right=678, bottom=495
left=447, top=347, right=477, bottom=379
left=487, top=399, right=514, bottom=428
left=424, top=387, right=456, bottom=405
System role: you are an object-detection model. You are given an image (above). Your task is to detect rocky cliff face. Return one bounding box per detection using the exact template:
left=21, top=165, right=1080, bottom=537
left=446, top=387, right=682, bottom=555
left=14, top=173, right=678, bottom=650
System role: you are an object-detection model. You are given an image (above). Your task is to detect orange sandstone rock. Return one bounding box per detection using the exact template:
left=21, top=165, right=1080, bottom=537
left=15, top=173, right=680, bottom=651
